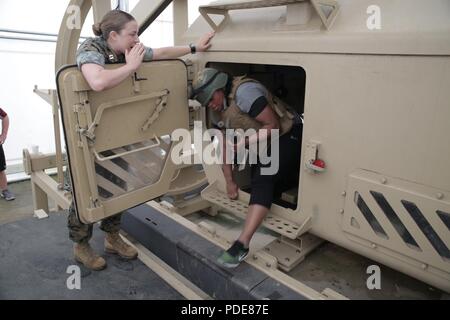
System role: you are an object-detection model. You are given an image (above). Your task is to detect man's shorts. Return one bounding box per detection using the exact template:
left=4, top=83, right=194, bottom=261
left=0, top=144, right=6, bottom=172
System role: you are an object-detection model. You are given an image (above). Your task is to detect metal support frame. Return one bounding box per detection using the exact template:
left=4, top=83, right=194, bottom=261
left=132, top=0, right=173, bottom=37
left=28, top=86, right=71, bottom=214
left=260, top=234, right=324, bottom=272
left=33, top=87, right=64, bottom=188
left=173, top=0, right=188, bottom=46
left=30, top=171, right=71, bottom=211
left=23, top=149, right=71, bottom=213
left=92, top=0, right=112, bottom=24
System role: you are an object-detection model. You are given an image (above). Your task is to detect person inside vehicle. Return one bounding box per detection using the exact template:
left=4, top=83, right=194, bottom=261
left=191, top=68, right=302, bottom=268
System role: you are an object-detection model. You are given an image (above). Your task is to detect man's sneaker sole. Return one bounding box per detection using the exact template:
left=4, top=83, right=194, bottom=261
left=218, top=251, right=249, bottom=269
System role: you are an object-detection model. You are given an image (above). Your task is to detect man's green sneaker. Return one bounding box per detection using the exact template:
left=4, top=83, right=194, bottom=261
left=217, top=241, right=249, bottom=268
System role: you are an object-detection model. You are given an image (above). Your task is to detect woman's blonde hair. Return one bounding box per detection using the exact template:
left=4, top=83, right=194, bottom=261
left=92, top=10, right=135, bottom=39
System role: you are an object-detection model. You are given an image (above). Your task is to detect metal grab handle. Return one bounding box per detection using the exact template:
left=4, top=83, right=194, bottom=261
left=199, top=0, right=339, bottom=31
left=93, top=136, right=161, bottom=162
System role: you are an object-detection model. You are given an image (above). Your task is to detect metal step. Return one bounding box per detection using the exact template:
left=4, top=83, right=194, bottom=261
left=201, top=185, right=303, bottom=239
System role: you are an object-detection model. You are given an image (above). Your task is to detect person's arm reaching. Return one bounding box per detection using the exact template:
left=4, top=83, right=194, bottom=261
left=81, top=32, right=214, bottom=92
left=81, top=43, right=145, bottom=92
left=152, top=32, right=214, bottom=60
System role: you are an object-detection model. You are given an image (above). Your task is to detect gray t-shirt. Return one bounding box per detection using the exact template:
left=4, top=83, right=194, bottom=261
left=213, top=81, right=302, bottom=127
left=235, top=81, right=303, bottom=125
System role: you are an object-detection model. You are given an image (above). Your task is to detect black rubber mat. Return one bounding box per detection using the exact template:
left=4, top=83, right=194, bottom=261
left=122, top=205, right=307, bottom=300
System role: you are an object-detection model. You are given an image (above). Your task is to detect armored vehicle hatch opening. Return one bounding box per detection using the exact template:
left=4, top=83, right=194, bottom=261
left=205, top=62, right=306, bottom=210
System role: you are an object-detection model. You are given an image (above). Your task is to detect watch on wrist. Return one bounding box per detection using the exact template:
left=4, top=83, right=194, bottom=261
left=189, top=43, right=196, bottom=54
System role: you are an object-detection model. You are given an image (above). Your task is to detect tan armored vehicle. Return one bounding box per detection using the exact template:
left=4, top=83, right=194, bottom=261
left=26, top=0, right=449, bottom=298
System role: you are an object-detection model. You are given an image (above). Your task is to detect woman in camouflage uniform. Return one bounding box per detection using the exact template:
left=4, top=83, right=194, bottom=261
left=69, top=10, right=214, bottom=270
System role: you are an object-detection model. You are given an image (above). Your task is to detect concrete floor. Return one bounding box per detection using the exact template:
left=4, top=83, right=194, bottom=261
left=0, top=179, right=45, bottom=225
left=0, top=179, right=184, bottom=300
left=0, top=211, right=183, bottom=300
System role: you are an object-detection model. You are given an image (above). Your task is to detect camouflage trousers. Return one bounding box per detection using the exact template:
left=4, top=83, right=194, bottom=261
left=67, top=203, right=122, bottom=244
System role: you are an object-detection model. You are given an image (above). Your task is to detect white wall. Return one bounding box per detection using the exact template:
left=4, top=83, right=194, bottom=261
left=0, top=0, right=72, bottom=172
left=0, top=39, right=59, bottom=166
left=0, top=0, right=211, bottom=174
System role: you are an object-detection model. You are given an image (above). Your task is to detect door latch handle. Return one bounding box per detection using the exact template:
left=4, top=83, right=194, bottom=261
left=133, top=72, right=148, bottom=93
left=304, top=140, right=326, bottom=173
left=134, top=72, right=148, bottom=81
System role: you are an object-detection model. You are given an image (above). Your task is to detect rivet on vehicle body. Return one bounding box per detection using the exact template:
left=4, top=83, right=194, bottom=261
left=381, top=178, right=387, bottom=184
left=253, top=255, right=258, bottom=260
left=371, top=243, right=377, bottom=249
left=339, top=209, right=344, bottom=214
left=266, top=263, right=272, bottom=268
left=341, top=191, right=346, bottom=197
left=436, top=193, right=444, bottom=200
left=421, top=263, right=428, bottom=270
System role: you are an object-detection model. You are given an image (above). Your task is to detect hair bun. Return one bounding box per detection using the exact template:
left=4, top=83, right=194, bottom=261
left=92, top=10, right=135, bottom=40
left=92, top=23, right=102, bottom=36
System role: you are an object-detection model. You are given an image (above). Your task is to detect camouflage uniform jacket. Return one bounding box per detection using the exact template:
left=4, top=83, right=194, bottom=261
left=76, top=36, right=153, bottom=69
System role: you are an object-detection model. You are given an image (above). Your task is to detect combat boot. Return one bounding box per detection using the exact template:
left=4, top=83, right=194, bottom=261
left=104, top=232, right=138, bottom=260
left=74, top=242, right=106, bottom=270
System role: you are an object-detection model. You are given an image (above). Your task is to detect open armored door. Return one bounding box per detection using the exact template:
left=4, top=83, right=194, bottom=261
left=57, top=60, right=189, bottom=224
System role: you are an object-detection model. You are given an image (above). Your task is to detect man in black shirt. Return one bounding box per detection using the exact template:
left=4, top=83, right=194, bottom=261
left=0, top=107, right=15, bottom=201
